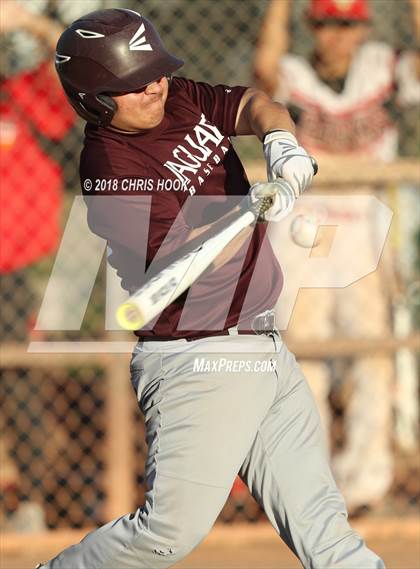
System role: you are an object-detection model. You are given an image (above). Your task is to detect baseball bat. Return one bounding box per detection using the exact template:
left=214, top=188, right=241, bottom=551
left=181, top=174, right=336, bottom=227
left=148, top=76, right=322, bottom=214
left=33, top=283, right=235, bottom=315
left=116, top=180, right=295, bottom=330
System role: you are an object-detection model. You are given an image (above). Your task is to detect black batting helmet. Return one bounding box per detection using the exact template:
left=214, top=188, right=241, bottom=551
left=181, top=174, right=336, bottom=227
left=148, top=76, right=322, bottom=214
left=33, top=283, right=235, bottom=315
left=55, top=9, right=184, bottom=126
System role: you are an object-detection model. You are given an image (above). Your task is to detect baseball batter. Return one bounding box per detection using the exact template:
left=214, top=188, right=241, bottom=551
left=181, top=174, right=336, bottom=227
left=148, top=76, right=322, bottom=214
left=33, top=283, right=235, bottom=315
left=40, top=8, right=385, bottom=569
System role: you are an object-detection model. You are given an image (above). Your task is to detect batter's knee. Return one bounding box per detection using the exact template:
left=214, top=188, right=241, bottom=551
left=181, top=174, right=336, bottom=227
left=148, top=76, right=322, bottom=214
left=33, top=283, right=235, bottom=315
left=130, top=507, right=214, bottom=566
left=153, top=528, right=209, bottom=563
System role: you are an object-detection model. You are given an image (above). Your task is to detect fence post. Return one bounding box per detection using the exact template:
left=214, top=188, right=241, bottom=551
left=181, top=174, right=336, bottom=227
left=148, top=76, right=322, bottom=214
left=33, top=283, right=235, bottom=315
left=103, top=350, right=135, bottom=520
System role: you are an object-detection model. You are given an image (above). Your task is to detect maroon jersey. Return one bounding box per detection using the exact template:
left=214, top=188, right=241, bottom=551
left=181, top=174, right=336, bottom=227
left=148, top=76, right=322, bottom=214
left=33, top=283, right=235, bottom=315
left=80, top=77, right=282, bottom=338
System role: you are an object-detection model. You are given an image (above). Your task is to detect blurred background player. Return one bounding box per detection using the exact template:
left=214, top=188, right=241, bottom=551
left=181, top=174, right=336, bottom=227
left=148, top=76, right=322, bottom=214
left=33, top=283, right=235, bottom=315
left=253, top=0, right=419, bottom=514
left=0, top=0, right=75, bottom=532
left=0, top=0, right=74, bottom=340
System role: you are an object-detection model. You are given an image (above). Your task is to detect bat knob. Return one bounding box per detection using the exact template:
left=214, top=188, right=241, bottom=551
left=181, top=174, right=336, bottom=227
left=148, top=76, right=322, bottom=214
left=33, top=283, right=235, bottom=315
left=311, top=157, right=318, bottom=176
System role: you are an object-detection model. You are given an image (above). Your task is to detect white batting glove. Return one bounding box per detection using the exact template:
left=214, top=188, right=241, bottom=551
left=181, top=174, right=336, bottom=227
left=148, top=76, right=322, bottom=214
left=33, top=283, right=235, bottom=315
left=263, top=130, right=315, bottom=196
left=249, top=180, right=296, bottom=222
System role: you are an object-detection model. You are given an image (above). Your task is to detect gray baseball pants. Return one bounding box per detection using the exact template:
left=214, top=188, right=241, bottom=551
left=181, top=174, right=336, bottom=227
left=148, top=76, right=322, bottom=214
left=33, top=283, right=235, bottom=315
left=46, top=332, right=385, bottom=568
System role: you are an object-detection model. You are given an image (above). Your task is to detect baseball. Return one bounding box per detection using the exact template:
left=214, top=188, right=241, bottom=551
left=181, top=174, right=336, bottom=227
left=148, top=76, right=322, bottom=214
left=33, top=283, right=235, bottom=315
left=290, top=214, right=321, bottom=248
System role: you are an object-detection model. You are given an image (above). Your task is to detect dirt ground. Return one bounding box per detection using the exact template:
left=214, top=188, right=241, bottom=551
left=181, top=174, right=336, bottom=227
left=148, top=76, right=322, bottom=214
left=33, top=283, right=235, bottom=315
left=2, top=533, right=419, bottom=569
left=178, top=537, right=420, bottom=568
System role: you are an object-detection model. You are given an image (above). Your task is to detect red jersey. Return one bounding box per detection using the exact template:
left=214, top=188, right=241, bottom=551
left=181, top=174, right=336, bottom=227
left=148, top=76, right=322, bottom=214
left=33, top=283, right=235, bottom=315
left=80, top=77, right=282, bottom=338
left=0, top=62, right=75, bottom=272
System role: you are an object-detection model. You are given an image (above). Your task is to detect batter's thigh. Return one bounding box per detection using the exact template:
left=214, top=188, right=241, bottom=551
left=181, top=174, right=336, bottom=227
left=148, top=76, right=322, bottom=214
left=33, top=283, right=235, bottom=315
left=239, top=334, right=385, bottom=569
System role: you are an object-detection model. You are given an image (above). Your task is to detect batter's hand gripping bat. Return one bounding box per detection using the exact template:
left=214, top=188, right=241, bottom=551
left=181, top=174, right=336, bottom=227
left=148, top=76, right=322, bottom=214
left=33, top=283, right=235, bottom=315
left=116, top=179, right=295, bottom=331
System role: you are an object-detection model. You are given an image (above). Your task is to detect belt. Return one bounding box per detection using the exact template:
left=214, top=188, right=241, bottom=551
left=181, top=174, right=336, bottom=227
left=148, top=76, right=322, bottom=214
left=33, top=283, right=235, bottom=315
left=138, top=310, right=276, bottom=342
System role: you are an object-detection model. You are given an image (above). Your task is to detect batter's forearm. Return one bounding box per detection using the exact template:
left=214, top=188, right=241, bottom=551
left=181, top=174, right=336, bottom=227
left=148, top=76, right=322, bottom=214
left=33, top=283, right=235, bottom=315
left=235, top=89, right=295, bottom=140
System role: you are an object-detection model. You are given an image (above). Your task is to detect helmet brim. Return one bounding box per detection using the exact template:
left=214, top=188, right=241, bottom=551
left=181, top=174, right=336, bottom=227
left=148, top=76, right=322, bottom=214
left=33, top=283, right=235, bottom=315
left=101, top=53, right=184, bottom=94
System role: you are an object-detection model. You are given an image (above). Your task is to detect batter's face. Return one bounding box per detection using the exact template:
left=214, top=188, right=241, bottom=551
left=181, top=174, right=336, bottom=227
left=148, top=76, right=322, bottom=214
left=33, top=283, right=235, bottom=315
left=109, top=76, right=169, bottom=132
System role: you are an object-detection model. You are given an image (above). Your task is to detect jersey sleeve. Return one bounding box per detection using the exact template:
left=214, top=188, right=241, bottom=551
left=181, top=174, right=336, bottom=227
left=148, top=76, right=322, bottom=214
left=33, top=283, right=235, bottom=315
left=173, top=77, right=248, bottom=136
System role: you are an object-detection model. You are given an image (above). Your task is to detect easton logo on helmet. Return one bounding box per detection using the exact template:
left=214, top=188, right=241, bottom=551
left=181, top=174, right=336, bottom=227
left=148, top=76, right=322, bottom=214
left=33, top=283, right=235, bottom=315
left=129, top=22, right=153, bottom=51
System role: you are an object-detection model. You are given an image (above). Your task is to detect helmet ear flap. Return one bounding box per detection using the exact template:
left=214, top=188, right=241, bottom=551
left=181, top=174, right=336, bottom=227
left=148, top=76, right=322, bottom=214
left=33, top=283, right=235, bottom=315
left=96, top=94, right=117, bottom=126
left=61, top=84, right=118, bottom=126
left=67, top=98, right=100, bottom=125
left=96, top=94, right=117, bottom=114
left=79, top=94, right=117, bottom=127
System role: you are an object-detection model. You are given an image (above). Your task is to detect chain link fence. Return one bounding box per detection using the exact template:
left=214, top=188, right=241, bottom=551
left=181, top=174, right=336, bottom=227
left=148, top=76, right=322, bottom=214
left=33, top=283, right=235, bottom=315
left=1, top=366, right=105, bottom=530
left=1, top=0, right=418, bottom=531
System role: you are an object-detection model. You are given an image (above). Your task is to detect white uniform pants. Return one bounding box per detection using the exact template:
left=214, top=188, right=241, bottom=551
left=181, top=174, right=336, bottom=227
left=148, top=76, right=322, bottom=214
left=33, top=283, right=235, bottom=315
left=46, top=333, right=384, bottom=568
